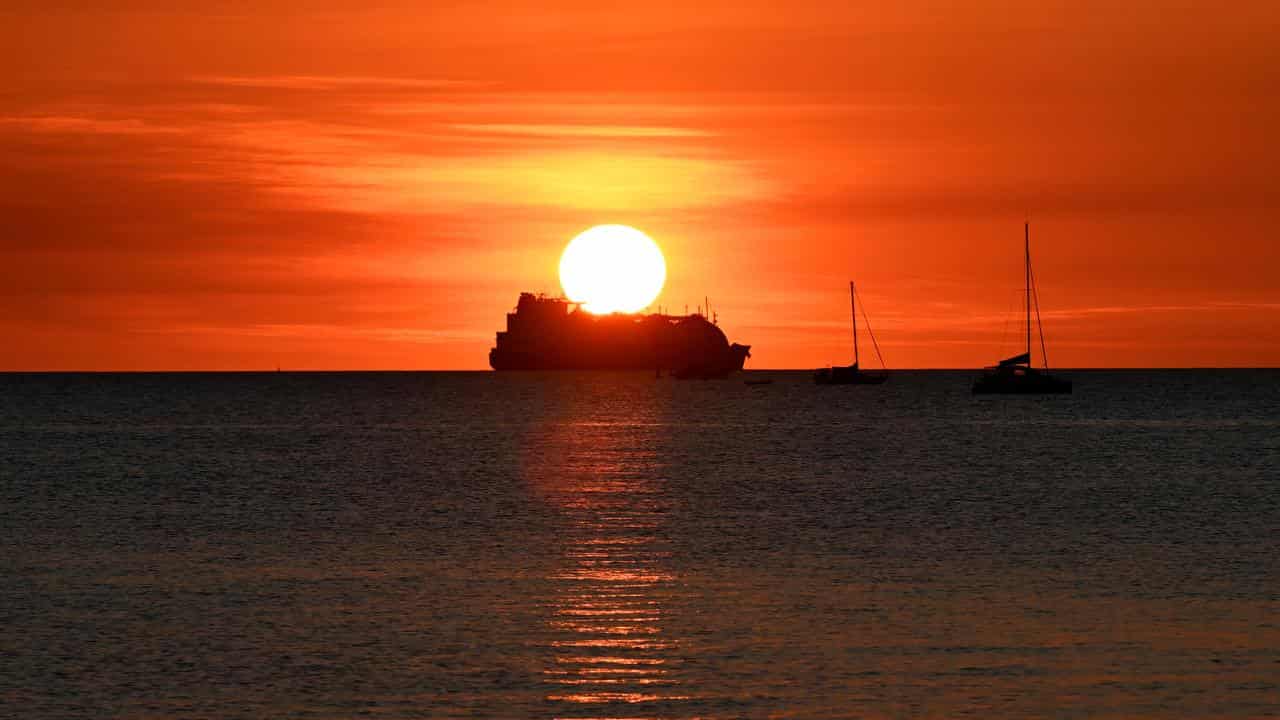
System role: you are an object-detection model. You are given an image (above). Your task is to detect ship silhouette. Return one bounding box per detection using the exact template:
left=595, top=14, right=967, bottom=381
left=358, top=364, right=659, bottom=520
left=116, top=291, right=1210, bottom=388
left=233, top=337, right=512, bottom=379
left=972, top=223, right=1072, bottom=394
left=490, top=293, right=750, bottom=378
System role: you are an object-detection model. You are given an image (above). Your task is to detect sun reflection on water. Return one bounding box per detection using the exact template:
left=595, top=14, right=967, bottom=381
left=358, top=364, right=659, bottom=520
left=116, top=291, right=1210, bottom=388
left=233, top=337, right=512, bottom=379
left=527, top=402, right=692, bottom=719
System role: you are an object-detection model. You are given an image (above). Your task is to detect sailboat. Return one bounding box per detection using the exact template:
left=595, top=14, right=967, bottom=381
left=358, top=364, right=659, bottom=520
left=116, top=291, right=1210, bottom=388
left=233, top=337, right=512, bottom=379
left=972, top=223, right=1072, bottom=394
left=814, top=281, right=889, bottom=385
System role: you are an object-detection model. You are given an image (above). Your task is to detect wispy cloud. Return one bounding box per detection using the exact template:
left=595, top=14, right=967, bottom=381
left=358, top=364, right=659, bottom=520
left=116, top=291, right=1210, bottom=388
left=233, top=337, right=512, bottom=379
left=164, top=323, right=490, bottom=344
left=191, top=75, right=486, bottom=91
left=1039, top=303, right=1280, bottom=321
left=218, top=118, right=767, bottom=213
left=449, top=123, right=713, bottom=139
left=0, top=115, right=182, bottom=135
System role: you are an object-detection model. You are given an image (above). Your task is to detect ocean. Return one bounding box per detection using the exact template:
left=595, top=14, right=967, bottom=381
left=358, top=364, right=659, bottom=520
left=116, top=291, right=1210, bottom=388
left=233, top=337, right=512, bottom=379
left=1, top=370, right=1277, bottom=718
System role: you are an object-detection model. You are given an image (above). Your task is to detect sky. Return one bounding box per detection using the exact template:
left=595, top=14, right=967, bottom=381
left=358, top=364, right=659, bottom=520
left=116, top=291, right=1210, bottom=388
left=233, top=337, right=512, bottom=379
left=2, top=1, right=1278, bottom=369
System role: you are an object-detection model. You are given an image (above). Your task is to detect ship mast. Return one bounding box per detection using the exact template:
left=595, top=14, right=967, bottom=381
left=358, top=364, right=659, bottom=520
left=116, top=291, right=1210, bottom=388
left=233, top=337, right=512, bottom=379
left=1025, top=222, right=1031, bottom=365
left=850, top=280, right=859, bottom=367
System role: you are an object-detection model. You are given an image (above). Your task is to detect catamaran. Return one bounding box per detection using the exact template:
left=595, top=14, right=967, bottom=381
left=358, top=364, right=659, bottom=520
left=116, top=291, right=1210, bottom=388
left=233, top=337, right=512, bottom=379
left=972, top=223, right=1072, bottom=394
left=815, top=281, right=889, bottom=385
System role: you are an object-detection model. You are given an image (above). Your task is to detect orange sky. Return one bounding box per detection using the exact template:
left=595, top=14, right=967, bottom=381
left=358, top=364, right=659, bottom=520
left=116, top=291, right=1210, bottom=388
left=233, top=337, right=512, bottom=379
left=3, top=1, right=1278, bottom=369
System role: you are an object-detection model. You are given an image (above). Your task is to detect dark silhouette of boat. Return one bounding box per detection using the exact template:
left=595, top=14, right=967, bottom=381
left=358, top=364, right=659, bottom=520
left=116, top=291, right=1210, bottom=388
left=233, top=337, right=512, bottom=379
left=489, top=293, right=750, bottom=377
left=973, top=224, right=1072, bottom=394
left=815, top=281, right=889, bottom=385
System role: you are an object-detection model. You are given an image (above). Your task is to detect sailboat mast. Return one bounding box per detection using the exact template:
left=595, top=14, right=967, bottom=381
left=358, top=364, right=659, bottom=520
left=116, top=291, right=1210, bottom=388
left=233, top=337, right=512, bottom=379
left=850, top=280, right=859, bottom=366
left=1025, top=222, right=1031, bottom=363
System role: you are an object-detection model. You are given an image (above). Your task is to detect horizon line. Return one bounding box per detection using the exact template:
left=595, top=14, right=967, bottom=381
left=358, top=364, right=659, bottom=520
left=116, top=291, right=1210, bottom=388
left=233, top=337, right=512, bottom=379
left=3, top=367, right=1279, bottom=374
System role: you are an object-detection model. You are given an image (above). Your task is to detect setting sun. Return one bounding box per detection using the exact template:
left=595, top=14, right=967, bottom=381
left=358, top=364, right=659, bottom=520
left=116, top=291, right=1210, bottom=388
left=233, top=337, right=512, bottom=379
left=559, top=225, right=666, bottom=314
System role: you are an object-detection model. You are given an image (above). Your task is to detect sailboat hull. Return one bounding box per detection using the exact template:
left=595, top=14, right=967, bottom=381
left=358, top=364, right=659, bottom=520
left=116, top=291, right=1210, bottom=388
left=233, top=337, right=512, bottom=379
left=814, top=366, right=889, bottom=385
left=972, top=368, right=1071, bottom=394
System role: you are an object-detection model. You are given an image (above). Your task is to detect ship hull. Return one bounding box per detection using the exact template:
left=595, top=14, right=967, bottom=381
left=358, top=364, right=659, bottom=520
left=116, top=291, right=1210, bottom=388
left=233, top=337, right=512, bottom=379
left=489, top=350, right=677, bottom=372
left=972, top=368, right=1072, bottom=394
left=813, top=366, right=888, bottom=385
left=669, top=343, right=751, bottom=379
left=489, top=348, right=750, bottom=374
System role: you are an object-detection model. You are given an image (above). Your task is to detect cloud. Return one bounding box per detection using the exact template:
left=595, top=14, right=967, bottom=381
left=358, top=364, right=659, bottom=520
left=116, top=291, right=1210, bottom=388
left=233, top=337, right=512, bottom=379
left=190, top=75, right=486, bottom=91
left=449, top=123, right=713, bottom=139
left=215, top=118, right=766, bottom=214
left=157, top=323, right=490, bottom=344
left=0, top=115, right=182, bottom=135
left=1039, top=303, right=1280, bottom=321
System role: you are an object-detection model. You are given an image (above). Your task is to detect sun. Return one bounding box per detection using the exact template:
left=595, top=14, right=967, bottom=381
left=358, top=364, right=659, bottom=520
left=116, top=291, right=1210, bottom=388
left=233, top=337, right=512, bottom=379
left=559, top=225, right=666, bottom=314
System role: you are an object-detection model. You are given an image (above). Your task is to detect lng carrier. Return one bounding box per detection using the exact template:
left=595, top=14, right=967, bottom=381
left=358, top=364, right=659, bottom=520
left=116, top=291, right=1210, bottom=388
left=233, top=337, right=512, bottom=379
left=489, top=293, right=750, bottom=377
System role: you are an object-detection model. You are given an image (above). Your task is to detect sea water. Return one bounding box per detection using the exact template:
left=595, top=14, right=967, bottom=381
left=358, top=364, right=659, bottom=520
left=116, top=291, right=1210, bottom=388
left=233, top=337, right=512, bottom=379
left=1, top=370, right=1277, bottom=718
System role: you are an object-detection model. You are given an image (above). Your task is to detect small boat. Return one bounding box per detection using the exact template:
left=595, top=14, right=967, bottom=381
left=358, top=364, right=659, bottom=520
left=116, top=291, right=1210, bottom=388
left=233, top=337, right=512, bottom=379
left=815, top=281, right=889, bottom=385
left=973, top=223, right=1072, bottom=394
left=744, top=378, right=774, bottom=386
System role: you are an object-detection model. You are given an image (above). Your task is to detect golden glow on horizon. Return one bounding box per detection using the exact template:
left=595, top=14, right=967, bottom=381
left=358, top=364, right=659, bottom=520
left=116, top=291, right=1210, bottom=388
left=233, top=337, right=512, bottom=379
left=559, top=225, right=666, bottom=314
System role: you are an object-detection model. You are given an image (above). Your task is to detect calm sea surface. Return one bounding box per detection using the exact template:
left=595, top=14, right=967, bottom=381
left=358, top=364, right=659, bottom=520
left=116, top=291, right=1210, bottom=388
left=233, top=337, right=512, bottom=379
left=1, top=370, right=1277, bottom=719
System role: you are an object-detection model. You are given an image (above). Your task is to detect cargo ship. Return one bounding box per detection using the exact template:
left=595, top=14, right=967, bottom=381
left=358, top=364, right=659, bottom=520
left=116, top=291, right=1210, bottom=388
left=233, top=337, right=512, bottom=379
left=489, top=293, right=750, bottom=377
